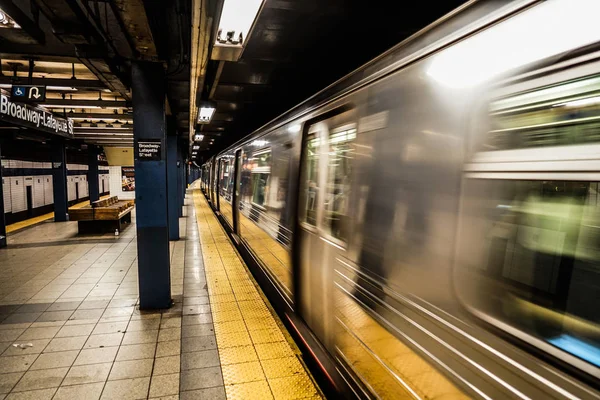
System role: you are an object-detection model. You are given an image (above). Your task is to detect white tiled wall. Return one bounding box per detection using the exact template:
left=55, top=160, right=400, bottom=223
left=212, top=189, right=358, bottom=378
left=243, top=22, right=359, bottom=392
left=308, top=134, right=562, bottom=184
left=43, top=175, right=53, bottom=205
left=109, top=166, right=135, bottom=200
left=33, top=176, right=45, bottom=208
left=67, top=176, right=76, bottom=201
left=10, top=177, right=26, bottom=213
left=1, top=160, right=101, bottom=215
left=2, top=177, right=10, bottom=213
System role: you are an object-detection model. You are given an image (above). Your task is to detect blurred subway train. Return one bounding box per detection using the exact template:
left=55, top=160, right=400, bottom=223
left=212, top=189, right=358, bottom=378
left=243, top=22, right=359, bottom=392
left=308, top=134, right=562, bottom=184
left=200, top=0, right=600, bottom=398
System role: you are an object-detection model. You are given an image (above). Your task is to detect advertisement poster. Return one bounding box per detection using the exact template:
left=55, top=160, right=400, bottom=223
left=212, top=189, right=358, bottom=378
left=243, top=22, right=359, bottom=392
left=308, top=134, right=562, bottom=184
left=121, top=167, right=135, bottom=192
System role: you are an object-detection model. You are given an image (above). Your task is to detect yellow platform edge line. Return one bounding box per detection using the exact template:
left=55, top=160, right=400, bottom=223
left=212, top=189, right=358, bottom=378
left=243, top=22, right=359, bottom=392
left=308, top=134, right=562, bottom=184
left=192, top=189, right=324, bottom=400
left=6, top=194, right=111, bottom=234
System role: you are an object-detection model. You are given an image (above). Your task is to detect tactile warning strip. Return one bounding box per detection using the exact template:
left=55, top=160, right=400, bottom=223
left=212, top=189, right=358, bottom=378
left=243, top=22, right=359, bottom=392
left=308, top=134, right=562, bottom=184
left=193, top=190, right=323, bottom=400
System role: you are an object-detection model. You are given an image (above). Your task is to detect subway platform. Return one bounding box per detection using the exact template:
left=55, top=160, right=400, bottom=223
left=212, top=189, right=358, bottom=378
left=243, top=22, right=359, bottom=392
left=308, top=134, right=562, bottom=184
left=0, top=188, right=322, bottom=399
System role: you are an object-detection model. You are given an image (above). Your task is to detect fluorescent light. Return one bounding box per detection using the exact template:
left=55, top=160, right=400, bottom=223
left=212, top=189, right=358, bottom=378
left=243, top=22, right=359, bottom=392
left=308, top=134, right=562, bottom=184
left=217, top=0, right=263, bottom=45
left=195, top=134, right=204, bottom=141
left=427, top=0, right=600, bottom=88
left=197, top=100, right=216, bottom=124
left=46, top=86, right=78, bottom=91
left=193, top=145, right=199, bottom=150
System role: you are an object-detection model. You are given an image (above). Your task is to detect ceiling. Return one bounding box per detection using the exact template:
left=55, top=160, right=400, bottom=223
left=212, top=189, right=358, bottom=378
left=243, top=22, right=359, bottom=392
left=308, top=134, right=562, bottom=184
left=0, top=0, right=467, bottom=160
left=193, top=0, right=467, bottom=161
left=0, top=0, right=191, bottom=148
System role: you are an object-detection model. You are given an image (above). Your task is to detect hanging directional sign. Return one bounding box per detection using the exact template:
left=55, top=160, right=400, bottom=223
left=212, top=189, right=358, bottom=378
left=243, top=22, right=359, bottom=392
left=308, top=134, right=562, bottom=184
left=0, top=92, right=73, bottom=138
left=10, top=85, right=47, bottom=103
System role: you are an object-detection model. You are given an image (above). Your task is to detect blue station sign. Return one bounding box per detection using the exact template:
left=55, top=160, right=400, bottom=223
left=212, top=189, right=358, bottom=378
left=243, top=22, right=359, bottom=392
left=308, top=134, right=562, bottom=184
left=11, top=85, right=47, bottom=103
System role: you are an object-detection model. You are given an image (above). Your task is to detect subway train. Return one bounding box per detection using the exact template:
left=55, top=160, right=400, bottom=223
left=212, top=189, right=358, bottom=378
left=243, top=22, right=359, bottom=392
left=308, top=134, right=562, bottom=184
left=200, top=0, right=600, bottom=398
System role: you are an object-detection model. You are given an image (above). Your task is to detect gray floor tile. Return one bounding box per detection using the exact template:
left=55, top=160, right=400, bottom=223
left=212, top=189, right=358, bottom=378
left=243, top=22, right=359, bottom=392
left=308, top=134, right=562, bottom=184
left=55, top=324, right=94, bottom=338
left=181, top=350, right=220, bottom=370
left=153, top=355, right=180, bottom=376
left=0, top=330, right=26, bottom=342
left=180, top=367, right=223, bottom=391
left=84, top=333, right=124, bottom=349
left=182, top=314, right=213, bottom=326
left=181, top=336, right=216, bottom=353
left=155, top=341, right=181, bottom=358
left=100, top=377, right=150, bottom=400
left=1, top=314, right=41, bottom=325
left=77, top=301, right=109, bottom=310
left=17, top=326, right=60, bottom=340
left=92, top=321, right=128, bottom=335
left=108, top=359, right=153, bottom=381
left=63, top=363, right=112, bottom=386
left=30, top=350, right=78, bottom=370
left=46, top=302, right=81, bottom=312
left=181, top=324, right=214, bottom=338
left=149, top=373, right=179, bottom=398
left=53, top=382, right=104, bottom=400
left=0, top=355, right=38, bottom=374
left=126, top=319, right=160, bottom=332
left=5, top=387, right=57, bottom=400
left=121, top=330, right=158, bottom=345
left=12, top=367, right=69, bottom=392
left=36, top=311, right=74, bottom=323
left=115, top=344, right=156, bottom=362
left=15, top=304, right=50, bottom=314
left=0, top=372, right=23, bottom=394
left=1, top=339, right=50, bottom=356
left=44, top=336, right=87, bottom=353
left=159, top=317, right=181, bottom=330
left=179, top=386, right=226, bottom=400
left=157, top=328, right=180, bottom=342
left=74, top=347, right=118, bottom=366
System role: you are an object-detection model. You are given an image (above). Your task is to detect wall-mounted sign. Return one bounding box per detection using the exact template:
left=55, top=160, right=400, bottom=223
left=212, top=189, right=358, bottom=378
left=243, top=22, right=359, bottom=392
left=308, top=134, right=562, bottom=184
left=137, top=139, right=161, bottom=161
left=0, top=93, right=73, bottom=138
left=121, top=167, right=135, bottom=192
left=11, top=85, right=47, bottom=103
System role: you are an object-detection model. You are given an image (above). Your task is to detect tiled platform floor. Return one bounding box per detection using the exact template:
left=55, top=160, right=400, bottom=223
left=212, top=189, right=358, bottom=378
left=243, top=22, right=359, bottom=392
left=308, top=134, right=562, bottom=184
left=192, top=190, right=321, bottom=400
left=0, top=189, right=322, bottom=399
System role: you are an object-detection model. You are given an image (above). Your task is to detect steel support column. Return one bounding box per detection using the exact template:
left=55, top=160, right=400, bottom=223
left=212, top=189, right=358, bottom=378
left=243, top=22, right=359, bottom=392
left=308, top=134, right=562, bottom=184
left=51, top=142, right=68, bottom=222
left=88, top=145, right=100, bottom=203
left=132, top=61, right=171, bottom=310
left=166, top=120, right=179, bottom=241
left=177, top=140, right=184, bottom=217
left=0, top=144, right=7, bottom=248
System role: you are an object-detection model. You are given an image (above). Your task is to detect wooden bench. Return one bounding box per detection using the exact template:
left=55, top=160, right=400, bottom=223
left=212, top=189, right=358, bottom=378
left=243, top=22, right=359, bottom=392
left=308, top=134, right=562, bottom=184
left=69, top=196, right=135, bottom=234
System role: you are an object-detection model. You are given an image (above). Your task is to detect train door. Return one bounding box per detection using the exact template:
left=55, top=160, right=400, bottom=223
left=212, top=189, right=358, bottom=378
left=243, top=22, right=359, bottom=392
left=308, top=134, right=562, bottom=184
left=297, top=110, right=356, bottom=350
left=232, top=149, right=242, bottom=233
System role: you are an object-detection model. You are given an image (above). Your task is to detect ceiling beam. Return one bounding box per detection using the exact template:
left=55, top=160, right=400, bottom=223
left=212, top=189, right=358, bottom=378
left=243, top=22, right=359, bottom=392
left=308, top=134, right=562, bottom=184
left=0, top=76, right=106, bottom=89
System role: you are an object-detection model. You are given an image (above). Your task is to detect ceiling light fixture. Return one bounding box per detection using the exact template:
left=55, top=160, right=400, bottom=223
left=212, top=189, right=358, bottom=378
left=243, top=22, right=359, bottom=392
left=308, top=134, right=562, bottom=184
left=216, top=0, right=263, bottom=46
left=197, top=100, right=217, bottom=124
left=194, top=134, right=204, bottom=141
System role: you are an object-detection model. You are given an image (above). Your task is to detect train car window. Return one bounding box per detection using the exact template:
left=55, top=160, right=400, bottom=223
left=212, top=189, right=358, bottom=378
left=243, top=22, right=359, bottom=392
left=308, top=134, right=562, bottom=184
left=250, top=148, right=271, bottom=208
left=458, top=178, right=600, bottom=371
left=301, top=135, right=320, bottom=226
left=323, top=125, right=356, bottom=242
left=485, top=74, right=600, bottom=151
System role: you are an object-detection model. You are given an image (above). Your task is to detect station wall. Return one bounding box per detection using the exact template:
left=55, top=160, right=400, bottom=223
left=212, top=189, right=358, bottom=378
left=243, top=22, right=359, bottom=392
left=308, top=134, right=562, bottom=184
left=108, top=166, right=135, bottom=200
left=1, top=159, right=110, bottom=225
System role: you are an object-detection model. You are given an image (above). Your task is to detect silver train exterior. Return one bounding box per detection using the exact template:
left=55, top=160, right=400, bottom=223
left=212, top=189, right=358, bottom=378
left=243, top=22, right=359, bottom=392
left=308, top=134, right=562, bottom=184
left=201, top=0, right=600, bottom=398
